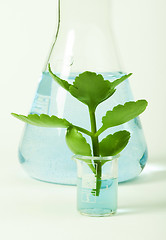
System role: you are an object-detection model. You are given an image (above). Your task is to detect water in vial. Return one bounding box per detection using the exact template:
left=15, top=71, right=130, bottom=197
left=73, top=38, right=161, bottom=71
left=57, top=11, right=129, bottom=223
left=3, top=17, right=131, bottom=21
left=77, top=177, right=118, bottom=216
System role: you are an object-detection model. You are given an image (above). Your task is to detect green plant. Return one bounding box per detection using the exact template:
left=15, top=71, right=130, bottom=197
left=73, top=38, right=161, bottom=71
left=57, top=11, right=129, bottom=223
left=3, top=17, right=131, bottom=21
left=12, top=64, right=148, bottom=195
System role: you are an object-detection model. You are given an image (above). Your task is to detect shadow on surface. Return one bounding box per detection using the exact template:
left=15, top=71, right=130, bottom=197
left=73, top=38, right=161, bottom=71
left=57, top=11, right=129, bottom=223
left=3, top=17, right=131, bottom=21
left=117, top=200, right=166, bottom=216
left=117, top=157, right=166, bottom=216
left=120, top=157, right=166, bottom=186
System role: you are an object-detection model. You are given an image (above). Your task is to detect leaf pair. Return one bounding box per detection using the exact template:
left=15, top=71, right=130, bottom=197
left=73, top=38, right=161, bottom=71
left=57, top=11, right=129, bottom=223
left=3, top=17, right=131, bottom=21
left=66, top=127, right=130, bottom=157
left=11, top=112, right=131, bottom=157
left=12, top=100, right=147, bottom=132
left=48, top=64, right=132, bottom=111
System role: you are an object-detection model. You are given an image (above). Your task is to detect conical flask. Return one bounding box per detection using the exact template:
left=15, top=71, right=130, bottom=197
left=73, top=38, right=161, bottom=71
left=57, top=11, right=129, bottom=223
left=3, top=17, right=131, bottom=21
left=19, top=0, right=148, bottom=184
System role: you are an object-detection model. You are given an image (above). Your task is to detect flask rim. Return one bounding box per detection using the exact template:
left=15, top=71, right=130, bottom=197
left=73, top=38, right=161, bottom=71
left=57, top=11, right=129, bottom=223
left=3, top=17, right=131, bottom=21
left=72, top=154, right=119, bottom=162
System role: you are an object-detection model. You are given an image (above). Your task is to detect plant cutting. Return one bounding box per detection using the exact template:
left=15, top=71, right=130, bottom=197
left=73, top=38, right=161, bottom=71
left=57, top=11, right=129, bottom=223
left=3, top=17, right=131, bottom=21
left=12, top=64, right=147, bottom=216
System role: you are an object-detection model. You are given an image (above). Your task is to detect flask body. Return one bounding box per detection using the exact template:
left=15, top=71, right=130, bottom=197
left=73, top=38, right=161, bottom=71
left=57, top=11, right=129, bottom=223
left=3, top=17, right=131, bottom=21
left=19, top=0, right=148, bottom=184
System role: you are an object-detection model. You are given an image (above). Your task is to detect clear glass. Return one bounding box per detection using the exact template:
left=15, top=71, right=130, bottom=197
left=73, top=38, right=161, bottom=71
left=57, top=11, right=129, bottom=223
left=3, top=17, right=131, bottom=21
left=18, top=0, right=148, bottom=184
left=73, top=155, right=118, bottom=217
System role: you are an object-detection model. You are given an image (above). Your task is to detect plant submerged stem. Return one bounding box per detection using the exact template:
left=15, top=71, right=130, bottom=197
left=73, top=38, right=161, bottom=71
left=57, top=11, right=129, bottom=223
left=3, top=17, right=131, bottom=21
left=89, top=108, right=101, bottom=196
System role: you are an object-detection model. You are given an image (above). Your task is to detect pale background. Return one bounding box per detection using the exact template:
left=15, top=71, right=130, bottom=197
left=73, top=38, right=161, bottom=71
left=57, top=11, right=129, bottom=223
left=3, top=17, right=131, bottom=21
left=0, top=0, right=166, bottom=239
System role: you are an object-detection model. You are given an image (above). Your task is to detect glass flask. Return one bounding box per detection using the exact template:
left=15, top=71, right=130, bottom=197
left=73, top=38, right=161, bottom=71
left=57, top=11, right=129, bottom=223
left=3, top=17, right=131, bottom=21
left=73, top=155, right=118, bottom=217
left=19, top=0, right=148, bottom=185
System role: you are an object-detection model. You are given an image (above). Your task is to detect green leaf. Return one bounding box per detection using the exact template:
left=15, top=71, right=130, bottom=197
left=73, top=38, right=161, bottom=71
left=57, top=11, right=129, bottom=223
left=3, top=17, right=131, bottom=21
left=69, top=72, right=132, bottom=110
left=11, top=113, right=71, bottom=128
left=111, top=73, right=132, bottom=89
left=66, top=127, right=92, bottom=156
left=48, top=63, right=71, bottom=91
left=69, top=72, right=114, bottom=110
left=48, top=68, right=132, bottom=111
left=97, top=100, right=148, bottom=135
left=99, top=131, right=130, bottom=156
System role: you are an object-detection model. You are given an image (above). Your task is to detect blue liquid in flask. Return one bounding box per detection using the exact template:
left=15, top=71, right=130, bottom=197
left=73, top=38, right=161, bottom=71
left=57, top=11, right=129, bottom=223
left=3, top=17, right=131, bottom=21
left=19, top=71, right=148, bottom=184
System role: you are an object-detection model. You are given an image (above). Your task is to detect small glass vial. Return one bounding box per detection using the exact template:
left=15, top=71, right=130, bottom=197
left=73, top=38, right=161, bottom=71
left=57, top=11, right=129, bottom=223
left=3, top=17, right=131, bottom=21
left=73, top=155, right=118, bottom=217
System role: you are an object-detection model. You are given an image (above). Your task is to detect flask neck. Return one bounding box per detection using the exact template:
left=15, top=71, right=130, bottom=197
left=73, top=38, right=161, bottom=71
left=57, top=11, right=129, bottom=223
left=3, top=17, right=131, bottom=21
left=47, top=0, right=121, bottom=74
left=60, top=0, right=111, bottom=28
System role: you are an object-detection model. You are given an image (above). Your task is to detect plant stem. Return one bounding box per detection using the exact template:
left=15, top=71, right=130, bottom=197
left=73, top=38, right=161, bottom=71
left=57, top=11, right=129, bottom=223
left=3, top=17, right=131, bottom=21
left=73, top=125, right=93, bottom=137
left=94, top=162, right=102, bottom=196
left=95, top=126, right=105, bottom=137
left=89, top=108, right=101, bottom=196
left=89, top=109, right=99, bottom=156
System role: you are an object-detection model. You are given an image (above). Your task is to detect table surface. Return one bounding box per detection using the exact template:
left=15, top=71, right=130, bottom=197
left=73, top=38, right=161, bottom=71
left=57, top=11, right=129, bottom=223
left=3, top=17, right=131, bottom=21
left=1, top=151, right=166, bottom=240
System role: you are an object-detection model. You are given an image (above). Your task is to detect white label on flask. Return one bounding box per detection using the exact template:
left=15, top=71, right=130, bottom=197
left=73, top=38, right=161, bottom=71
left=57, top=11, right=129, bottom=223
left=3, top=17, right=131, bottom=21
left=31, top=94, right=50, bottom=114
